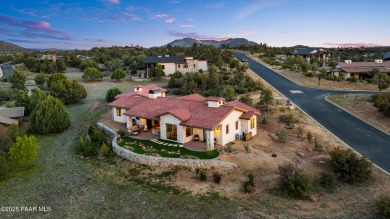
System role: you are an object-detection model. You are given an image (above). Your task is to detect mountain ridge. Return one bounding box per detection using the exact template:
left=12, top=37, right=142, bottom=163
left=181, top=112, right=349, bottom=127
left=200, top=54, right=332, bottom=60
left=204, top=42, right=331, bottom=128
left=167, top=38, right=258, bottom=48
left=0, top=41, right=28, bottom=54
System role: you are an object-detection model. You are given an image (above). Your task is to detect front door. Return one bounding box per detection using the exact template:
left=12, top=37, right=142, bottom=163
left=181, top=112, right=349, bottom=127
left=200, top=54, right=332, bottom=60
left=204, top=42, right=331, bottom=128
left=146, top=119, right=153, bottom=129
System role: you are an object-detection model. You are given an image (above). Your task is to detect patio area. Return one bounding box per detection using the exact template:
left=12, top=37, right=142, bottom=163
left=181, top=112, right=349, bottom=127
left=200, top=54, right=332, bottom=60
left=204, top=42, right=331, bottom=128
left=184, top=141, right=208, bottom=152
left=129, top=130, right=159, bottom=140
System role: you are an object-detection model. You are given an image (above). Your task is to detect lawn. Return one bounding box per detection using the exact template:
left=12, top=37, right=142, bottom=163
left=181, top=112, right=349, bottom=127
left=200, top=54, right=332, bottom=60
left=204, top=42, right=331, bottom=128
left=117, top=136, right=219, bottom=159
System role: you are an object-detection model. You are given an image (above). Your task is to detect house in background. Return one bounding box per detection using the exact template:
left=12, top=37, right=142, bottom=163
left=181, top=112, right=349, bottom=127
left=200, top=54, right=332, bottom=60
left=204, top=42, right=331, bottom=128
left=333, top=59, right=390, bottom=79
left=144, top=55, right=208, bottom=76
left=109, top=85, right=259, bottom=150
left=287, top=48, right=330, bottom=62
left=0, top=107, right=25, bottom=148
left=36, top=54, right=63, bottom=62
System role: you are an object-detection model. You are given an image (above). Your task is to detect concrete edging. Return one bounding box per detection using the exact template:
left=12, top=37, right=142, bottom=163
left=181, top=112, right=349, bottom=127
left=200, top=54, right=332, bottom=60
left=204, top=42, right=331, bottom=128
left=96, top=122, right=238, bottom=169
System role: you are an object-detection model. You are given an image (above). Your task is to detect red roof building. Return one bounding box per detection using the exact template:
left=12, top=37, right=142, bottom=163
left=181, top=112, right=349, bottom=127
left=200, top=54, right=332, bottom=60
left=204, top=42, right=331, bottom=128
left=109, top=85, right=260, bottom=150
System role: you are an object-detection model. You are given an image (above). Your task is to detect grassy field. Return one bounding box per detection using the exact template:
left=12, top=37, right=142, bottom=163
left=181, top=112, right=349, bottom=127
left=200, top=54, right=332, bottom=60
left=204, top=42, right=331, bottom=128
left=0, top=71, right=383, bottom=218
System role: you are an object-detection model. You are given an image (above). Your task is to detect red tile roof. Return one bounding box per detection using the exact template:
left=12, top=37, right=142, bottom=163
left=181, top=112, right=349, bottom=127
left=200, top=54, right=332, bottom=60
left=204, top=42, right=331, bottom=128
left=122, top=95, right=259, bottom=130
left=224, top=100, right=260, bottom=114
left=206, top=96, right=225, bottom=101
left=109, top=95, right=148, bottom=108
left=178, top=93, right=206, bottom=101
left=161, top=107, right=191, bottom=121
left=115, top=84, right=167, bottom=99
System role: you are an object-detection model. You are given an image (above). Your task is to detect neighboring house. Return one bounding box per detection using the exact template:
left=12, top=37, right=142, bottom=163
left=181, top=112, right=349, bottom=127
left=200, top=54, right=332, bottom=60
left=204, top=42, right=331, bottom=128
left=0, top=107, right=24, bottom=147
left=332, top=60, right=390, bottom=79
left=109, top=85, right=259, bottom=150
left=36, top=54, right=63, bottom=62
left=287, top=48, right=330, bottom=62
left=384, top=52, right=390, bottom=61
left=144, top=55, right=208, bottom=76
left=0, top=64, right=13, bottom=79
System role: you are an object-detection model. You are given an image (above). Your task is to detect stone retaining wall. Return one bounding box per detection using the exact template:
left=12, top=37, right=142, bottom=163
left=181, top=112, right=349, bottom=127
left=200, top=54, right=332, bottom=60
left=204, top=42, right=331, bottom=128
left=97, top=122, right=238, bottom=169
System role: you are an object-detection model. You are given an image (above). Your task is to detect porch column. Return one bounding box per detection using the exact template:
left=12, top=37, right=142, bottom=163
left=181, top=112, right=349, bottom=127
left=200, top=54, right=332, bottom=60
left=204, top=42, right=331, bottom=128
left=205, top=129, right=215, bottom=151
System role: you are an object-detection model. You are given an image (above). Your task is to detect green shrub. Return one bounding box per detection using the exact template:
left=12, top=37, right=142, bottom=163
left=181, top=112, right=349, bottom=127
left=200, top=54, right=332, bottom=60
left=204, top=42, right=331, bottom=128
left=88, top=125, right=104, bottom=144
left=77, top=136, right=97, bottom=157
left=243, top=143, right=251, bottom=153
left=278, top=163, right=312, bottom=199
left=9, top=135, right=39, bottom=168
left=6, top=103, right=15, bottom=108
left=29, top=96, right=70, bottom=134
left=303, top=71, right=315, bottom=77
left=347, top=76, right=358, bottom=82
left=106, top=87, right=122, bottom=102
left=117, top=129, right=125, bottom=137
left=320, top=172, right=336, bottom=190
left=226, top=142, right=233, bottom=153
left=111, top=69, right=126, bottom=81
left=242, top=172, right=255, bottom=193
left=101, top=142, right=109, bottom=158
left=34, top=73, right=46, bottom=85
left=330, top=147, right=372, bottom=183
left=282, top=113, right=297, bottom=128
left=277, top=130, right=287, bottom=143
left=376, top=196, right=390, bottom=217
left=213, top=172, right=222, bottom=184
left=307, top=131, right=313, bottom=143
left=2, top=77, right=8, bottom=82
left=199, top=169, right=207, bottom=181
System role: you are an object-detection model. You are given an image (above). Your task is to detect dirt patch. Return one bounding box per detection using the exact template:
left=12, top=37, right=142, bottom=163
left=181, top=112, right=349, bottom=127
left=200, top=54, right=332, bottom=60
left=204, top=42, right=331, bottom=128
left=327, top=93, right=390, bottom=135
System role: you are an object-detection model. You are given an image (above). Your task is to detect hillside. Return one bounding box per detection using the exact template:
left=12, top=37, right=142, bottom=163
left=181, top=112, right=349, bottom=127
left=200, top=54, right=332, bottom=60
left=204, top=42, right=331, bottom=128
left=0, top=40, right=28, bottom=54
left=167, top=38, right=257, bottom=48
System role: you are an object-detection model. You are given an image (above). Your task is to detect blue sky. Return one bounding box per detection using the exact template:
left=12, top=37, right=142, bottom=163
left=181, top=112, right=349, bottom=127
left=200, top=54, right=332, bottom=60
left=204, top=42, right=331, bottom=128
left=0, top=0, right=389, bottom=49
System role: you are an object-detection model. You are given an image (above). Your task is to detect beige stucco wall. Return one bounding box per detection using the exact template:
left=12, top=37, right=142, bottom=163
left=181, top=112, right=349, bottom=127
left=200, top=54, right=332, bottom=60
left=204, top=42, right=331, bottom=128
left=160, top=114, right=183, bottom=143
left=219, top=110, right=243, bottom=145
left=112, top=107, right=127, bottom=123
left=160, top=63, right=176, bottom=75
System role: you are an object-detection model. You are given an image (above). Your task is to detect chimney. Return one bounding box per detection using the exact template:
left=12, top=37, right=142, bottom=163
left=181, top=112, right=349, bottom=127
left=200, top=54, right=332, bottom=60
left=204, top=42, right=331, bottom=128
left=344, top=60, right=352, bottom=64
left=134, top=85, right=142, bottom=92
left=206, top=96, right=224, bottom=108
left=148, top=89, right=162, bottom=99
left=375, top=59, right=383, bottom=63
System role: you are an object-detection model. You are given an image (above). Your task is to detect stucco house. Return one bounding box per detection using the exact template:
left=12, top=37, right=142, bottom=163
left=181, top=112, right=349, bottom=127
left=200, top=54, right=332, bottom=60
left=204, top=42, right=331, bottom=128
left=332, top=60, right=390, bottom=79
left=109, top=85, right=259, bottom=150
left=287, top=48, right=330, bottom=62
left=144, top=55, right=208, bottom=76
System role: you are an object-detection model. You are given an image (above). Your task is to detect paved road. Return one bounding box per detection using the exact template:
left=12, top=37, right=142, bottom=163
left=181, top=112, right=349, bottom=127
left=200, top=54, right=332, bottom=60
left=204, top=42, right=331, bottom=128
left=233, top=52, right=390, bottom=173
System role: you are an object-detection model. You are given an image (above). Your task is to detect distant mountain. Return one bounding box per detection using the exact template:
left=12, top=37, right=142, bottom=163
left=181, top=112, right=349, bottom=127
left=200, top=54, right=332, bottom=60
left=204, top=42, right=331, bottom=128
left=0, top=41, right=28, bottom=54
left=167, top=38, right=258, bottom=48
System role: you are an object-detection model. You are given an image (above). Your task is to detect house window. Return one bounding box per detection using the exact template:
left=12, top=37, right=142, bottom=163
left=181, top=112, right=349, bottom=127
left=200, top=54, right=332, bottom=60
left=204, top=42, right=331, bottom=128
left=186, top=126, right=193, bottom=137
left=161, top=65, right=165, bottom=69
left=116, top=108, right=121, bottom=116
left=178, top=64, right=180, bottom=68
left=226, top=124, right=229, bottom=134
left=166, top=124, right=177, bottom=141
left=250, top=118, right=255, bottom=129
left=236, top=121, right=239, bottom=130
left=193, top=64, right=196, bottom=67
left=184, top=64, right=188, bottom=68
